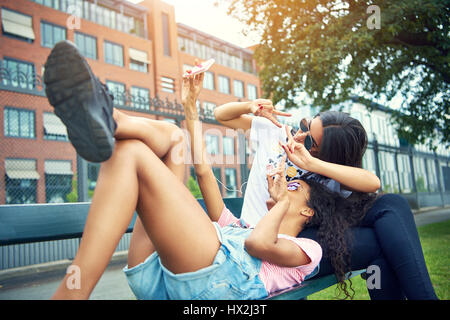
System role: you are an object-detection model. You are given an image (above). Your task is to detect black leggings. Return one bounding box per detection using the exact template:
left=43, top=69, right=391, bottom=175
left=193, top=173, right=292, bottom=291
left=298, top=194, right=438, bottom=300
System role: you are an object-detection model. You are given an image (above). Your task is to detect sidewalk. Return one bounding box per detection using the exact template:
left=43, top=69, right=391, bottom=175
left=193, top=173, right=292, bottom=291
left=0, top=206, right=449, bottom=300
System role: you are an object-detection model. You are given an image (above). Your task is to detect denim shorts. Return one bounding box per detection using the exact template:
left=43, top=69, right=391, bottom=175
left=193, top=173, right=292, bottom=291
left=123, top=222, right=268, bottom=300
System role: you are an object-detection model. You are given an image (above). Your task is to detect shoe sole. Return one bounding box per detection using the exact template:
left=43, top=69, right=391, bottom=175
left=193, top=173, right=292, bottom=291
left=44, top=41, right=114, bottom=162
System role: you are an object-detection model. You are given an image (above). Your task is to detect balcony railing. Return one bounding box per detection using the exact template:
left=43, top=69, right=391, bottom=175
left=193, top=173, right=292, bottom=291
left=0, top=67, right=219, bottom=123
left=0, top=67, right=46, bottom=97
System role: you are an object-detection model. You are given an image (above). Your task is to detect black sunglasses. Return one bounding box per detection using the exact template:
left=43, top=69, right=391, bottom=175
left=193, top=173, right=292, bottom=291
left=289, top=118, right=318, bottom=151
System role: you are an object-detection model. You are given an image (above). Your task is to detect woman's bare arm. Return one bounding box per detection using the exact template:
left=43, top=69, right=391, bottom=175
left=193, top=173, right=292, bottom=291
left=244, top=158, right=311, bottom=267
left=214, top=99, right=292, bottom=131
left=182, top=75, right=224, bottom=221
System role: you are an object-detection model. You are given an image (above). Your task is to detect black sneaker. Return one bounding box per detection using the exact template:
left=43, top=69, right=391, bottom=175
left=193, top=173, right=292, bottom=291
left=44, top=40, right=117, bottom=163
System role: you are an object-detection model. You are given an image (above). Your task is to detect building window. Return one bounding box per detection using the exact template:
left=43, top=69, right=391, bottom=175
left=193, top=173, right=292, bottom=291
left=104, top=41, right=124, bottom=67
left=43, top=112, right=68, bottom=141
left=223, top=136, right=235, bottom=155
left=202, top=102, right=216, bottom=119
left=233, top=80, right=244, bottom=98
left=2, top=58, right=35, bottom=90
left=225, top=168, right=237, bottom=198
left=31, top=0, right=145, bottom=38
left=247, top=84, right=258, bottom=100
left=1, top=8, right=35, bottom=42
left=4, top=107, right=35, bottom=138
left=106, top=80, right=126, bottom=106
left=203, top=72, right=215, bottom=90
left=218, top=75, right=230, bottom=94
left=129, top=48, right=149, bottom=73
left=40, top=21, right=66, bottom=48
left=45, top=160, right=73, bottom=203
left=130, top=60, right=147, bottom=73
left=243, top=58, right=254, bottom=74
left=162, top=13, right=171, bottom=56
left=205, top=134, right=219, bottom=155
left=161, top=77, right=175, bottom=93
left=212, top=167, right=222, bottom=195
left=75, top=32, right=97, bottom=60
left=131, top=86, right=150, bottom=110
left=4, top=159, right=39, bottom=204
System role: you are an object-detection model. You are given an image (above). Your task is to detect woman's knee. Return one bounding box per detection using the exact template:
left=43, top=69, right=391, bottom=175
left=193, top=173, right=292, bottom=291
left=364, top=193, right=413, bottom=225
left=376, top=194, right=411, bottom=211
left=113, top=139, right=149, bottom=161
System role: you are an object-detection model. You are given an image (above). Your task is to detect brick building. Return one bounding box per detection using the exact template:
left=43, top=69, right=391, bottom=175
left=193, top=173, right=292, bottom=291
left=0, top=0, right=262, bottom=204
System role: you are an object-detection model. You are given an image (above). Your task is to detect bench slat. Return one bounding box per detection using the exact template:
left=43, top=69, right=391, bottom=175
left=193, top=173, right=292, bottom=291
left=266, top=269, right=366, bottom=300
left=0, top=199, right=243, bottom=245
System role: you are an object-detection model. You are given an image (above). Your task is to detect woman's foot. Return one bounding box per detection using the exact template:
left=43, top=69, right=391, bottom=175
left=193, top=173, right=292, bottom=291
left=44, top=40, right=117, bottom=162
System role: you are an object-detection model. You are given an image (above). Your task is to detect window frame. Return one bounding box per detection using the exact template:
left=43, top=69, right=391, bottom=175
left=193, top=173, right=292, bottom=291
left=74, top=31, right=98, bottom=60
left=130, top=86, right=150, bottom=110
left=3, top=106, right=36, bottom=139
left=103, top=40, right=124, bottom=67
left=223, top=136, right=235, bottom=156
left=105, top=80, right=126, bottom=106
left=40, top=20, right=67, bottom=48
left=218, top=75, right=230, bottom=95
left=233, top=80, right=244, bottom=98
left=2, top=57, right=36, bottom=90
left=205, top=134, right=220, bottom=155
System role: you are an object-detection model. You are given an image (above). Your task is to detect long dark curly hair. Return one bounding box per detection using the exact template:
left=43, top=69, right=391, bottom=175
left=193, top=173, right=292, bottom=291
left=303, top=178, right=378, bottom=299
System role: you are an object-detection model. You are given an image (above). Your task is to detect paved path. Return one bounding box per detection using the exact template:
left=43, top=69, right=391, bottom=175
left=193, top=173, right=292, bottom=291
left=0, top=206, right=449, bottom=300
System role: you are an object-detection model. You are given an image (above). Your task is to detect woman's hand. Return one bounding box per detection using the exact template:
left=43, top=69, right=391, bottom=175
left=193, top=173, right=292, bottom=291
left=280, top=125, right=317, bottom=172
left=181, top=70, right=204, bottom=120
left=266, top=156, right=289, bottom=203
left=249, top=99, right=291, bottom=128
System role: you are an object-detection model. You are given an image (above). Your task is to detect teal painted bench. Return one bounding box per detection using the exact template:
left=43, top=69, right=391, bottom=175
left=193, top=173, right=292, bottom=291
left=0, top=199, right=366, bottom=299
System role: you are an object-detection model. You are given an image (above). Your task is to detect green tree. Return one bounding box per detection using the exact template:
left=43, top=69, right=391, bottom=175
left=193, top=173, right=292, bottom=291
left=226, top=0, right=449, bottom=147
left=66, top=178, right=78, bottom=203
left=187, top=176, right=203, bottom=199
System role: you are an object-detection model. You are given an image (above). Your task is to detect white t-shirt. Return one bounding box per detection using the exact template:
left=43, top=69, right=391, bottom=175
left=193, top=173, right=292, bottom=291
left=241, top=117, right=352, bottom=226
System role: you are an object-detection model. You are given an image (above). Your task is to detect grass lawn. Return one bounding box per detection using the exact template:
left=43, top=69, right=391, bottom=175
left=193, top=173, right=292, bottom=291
left=308, top=219, right=450, bottom=300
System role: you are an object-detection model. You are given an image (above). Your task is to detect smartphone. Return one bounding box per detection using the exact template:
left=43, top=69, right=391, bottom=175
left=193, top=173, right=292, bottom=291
left=183, top=58, right=215, bottom=78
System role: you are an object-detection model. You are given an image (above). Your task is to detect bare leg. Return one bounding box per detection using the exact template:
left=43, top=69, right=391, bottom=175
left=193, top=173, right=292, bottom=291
left=125, top=118, right=186, bottom=268
left=52, top=139, right=220, bottom=299
left=113, top=109, right=185, bottom=163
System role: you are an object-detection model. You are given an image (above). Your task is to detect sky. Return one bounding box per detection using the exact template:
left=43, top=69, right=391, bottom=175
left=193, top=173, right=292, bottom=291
left=127, top=0, right=260, bottom=48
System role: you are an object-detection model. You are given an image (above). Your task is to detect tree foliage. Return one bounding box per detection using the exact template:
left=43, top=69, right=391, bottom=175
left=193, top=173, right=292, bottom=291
left=226, top=0, right=449, bottom=147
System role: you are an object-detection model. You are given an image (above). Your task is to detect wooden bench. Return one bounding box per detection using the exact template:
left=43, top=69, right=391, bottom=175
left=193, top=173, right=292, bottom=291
left=0, top=199, right=366, bottom=300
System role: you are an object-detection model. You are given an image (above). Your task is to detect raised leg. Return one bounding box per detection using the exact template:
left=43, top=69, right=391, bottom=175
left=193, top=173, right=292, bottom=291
left=120, top=116, right=187, bottom=268
left=52, top=139, right=220, bottom=300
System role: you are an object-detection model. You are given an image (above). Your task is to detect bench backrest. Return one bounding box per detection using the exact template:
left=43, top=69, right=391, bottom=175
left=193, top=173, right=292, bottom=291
left=0, top=198, right=244, bottom=246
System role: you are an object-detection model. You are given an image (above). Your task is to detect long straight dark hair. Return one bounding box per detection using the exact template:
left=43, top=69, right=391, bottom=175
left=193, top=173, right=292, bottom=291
left=315, top=111, right=368, bottom=168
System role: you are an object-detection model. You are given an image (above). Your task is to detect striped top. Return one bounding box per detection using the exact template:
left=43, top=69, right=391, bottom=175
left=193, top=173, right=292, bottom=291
left=217, top=206, right=322, bottom=295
